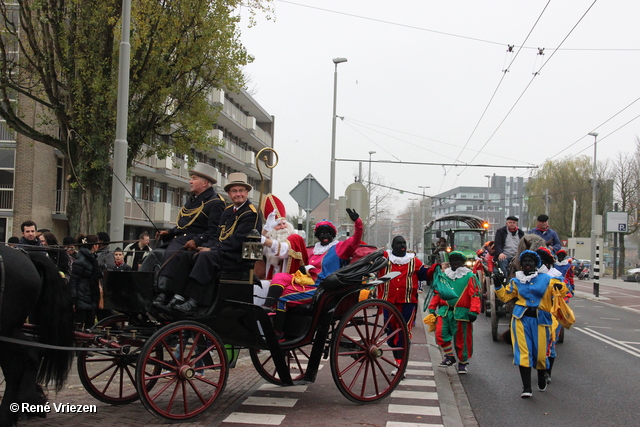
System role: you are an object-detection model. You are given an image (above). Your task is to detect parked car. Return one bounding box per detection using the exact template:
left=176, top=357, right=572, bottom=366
left=623, top=268, right=640, bottom=282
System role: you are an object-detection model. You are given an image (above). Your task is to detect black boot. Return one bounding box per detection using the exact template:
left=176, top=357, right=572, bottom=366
left=519, top=366, right=532, bottom=398
left=263, top=285, right=284, bottom=309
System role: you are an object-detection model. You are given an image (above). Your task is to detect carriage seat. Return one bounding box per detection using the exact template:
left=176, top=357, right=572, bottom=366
left=219, top=260, right=257, bottom=283
left=286, top=250, right=387, bottom=318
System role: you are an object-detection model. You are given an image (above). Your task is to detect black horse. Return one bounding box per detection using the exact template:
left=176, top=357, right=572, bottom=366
left=0, top=245, right=75, bottom=427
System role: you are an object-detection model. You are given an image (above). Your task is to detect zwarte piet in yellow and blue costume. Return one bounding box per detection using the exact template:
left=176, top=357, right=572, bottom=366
left=494, top=249, right=569, bottom=397
left=495, top=251, right=566, bottom=370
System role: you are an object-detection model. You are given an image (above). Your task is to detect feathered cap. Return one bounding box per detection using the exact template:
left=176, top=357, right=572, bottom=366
left=314, top=219, right=337, bottom=236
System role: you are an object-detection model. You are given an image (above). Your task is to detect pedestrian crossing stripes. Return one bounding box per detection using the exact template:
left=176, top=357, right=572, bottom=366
left=388, top=404, right=441, bottom=416
left=242, top=396, right=298, bottom=407
left=391, top=390, right=438, bottom=400
left=221, top=342, right=443, bottom=426
left=223, top=412, right=286, bottom=425
left=385, top=360, right=443, bottom=427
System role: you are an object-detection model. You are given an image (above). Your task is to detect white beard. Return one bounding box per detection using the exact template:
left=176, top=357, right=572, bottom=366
left=266, top=224, right=294, bottom=243
left=265, top=224, right=295, bottom=273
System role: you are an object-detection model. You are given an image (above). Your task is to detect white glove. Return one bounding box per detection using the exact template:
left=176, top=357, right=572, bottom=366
left=264, top=211, right=278, bottom=232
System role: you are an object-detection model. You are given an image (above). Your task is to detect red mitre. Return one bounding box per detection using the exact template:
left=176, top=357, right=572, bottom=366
left=261, top=193, right=286, bottom=219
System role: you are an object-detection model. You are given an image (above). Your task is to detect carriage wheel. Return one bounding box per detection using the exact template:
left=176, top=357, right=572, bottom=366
left=330, top=299, right=409, bottom=403
left=77, top=314, right=159, bottom=405
left=476, top=270, right=486, bottom=314
left=483, top=275, right=492, bottom=316
left=249, top=343, right=313, bottom=385
left=490, top=284, right=499, bottom=342
left=135, top=320, right=228, bottom=421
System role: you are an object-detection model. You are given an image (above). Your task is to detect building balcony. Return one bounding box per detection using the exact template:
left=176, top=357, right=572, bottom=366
left=124, top=198, right=180, bottom=226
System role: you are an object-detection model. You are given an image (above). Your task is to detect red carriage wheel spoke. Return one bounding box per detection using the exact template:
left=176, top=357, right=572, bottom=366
left=331, top=300, right=409, bottom=403
left=136, top=321, right=228, bottom=421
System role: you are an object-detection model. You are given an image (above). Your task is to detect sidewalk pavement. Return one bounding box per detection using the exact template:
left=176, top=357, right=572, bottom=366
left=417, top=292, right=479, bottom=427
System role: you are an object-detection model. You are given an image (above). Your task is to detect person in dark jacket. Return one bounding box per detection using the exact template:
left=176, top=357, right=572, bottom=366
left=69, top=234, right=102, bottom=329
left=153, top=162, right=226, bottom=307
left=494, top=216, right=525, bottom=277
left=170, top=172, right=262, bottom=315
left=42, top=231, right=71, bottom=279
left=108, top=248, right=133, bottom=272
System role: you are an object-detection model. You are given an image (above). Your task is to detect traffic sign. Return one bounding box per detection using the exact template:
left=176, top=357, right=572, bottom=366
left=606, top=211, right=629, bottom=233
left=289, top=174, right=329, bottom=212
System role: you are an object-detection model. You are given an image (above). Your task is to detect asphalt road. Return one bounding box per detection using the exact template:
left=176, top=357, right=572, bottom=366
left=461, top=277, right=640, bottom=427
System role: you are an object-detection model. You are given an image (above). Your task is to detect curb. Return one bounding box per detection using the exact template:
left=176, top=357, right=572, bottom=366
left=418, top=294, right=478, bottom=427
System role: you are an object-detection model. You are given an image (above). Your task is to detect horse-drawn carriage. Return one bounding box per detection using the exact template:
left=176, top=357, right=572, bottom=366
left=1, top=246, right=410, bottom=423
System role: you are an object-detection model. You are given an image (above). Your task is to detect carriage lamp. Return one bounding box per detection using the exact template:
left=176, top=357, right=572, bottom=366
left=242, top=229, right=264, bottom=261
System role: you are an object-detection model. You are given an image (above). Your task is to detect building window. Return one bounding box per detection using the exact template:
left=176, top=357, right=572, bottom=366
left=133, top=176, right=143, bottom=199
left=0, top=148, right=15, bottom=210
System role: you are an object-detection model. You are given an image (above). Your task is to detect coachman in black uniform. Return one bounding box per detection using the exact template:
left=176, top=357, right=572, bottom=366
left=153, top=162, right=226, bottom=306
left=172, top=172, right=262, bottom=315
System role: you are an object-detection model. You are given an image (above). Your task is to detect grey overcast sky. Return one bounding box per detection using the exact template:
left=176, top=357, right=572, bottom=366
left=238, top=0, right=640, bottom=220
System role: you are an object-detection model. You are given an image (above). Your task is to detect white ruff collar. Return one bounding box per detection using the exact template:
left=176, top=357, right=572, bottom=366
left=313, top=240, right=339, bottom=255
left=445, top=266, right=470, bottom=280
left=548, top=267, right=563, bottom=278
left=387, top=250, right=414, bottom=265
left=556, top=259, right=569, bottom=266
left=516, top=271, right=538, bottom=283
left=538, top=265, right=549, bottom=274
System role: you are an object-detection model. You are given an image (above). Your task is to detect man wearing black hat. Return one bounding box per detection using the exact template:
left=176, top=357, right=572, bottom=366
left=171, top=172, right=262, bottom=315
left=530, top=214, right=561, bottom=254
left=494, top=216, right=524, bottom=276
left=153, top=162, right=226, bottom=307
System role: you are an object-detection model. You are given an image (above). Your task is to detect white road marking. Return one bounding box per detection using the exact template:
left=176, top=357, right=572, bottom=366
left=387, top=422, right=443, bottom=427
left=258, top=384, right=308, bottom=393
left=405, top=369, right=433, bottom=375
left=223, top=412, right=286, bottom=425
left=400, top=379, right=436, bottom=387
left=391, top=390, right=438, bottom=400
left=388, top=404, right=441, bottom=416
left=575, top=327, right=640, bottom=358
left=407, top=361, right=432, bottom=367
left=242, top=396, right=298, bottom=407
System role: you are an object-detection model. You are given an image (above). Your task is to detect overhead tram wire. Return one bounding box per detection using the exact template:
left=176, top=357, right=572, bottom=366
left=571, top=112, right=640, bottom=157
left=545, top=94, right=640, bottom=161
left=451, top=0, right=600, bottom=183
left=343, top=117, right=536, bottom=166
left=277, top=0, right=639, bottom=52
left=448, top=0, right=552, bottom=184
left=340, top=119, right=403, bottom=161
left=516, top=106, right=640, bottom=180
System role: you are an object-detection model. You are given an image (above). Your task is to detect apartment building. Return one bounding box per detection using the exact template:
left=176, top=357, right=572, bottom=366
left=430, top=175, right=529, bottom=240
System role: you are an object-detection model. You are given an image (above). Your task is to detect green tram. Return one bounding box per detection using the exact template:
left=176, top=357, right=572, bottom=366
left=423, top=214, right=489, bottom=268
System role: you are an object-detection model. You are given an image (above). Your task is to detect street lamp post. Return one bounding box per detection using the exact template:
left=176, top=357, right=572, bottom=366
left=484, top=175, right=491, bottom=238
left=368, top=151, right=376, bottom=240
left=329, top=57, right=347, bottom=223
left=589, top=132, right=598, bottom=284
left=408, top=198, right=418, bottom=251
left=418, top=186, right=430, bottom=250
